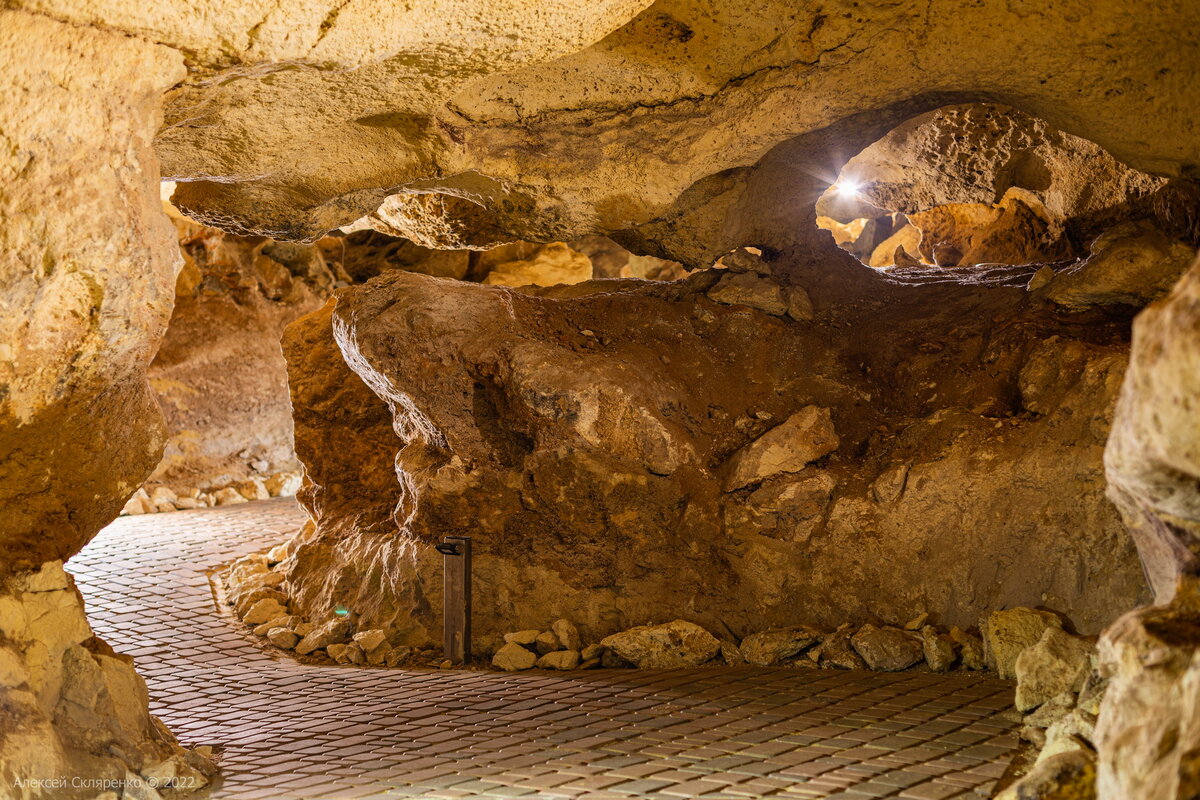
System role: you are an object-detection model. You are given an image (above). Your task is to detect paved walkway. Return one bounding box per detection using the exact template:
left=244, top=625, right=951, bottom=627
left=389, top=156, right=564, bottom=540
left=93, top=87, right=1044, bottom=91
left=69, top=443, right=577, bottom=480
left=73, top=500, right=1018, bottom=799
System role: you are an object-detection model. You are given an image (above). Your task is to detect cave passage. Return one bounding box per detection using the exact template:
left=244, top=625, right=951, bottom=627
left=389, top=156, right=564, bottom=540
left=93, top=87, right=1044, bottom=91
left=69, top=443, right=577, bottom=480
left=2, top=7, right=1199, bottom=800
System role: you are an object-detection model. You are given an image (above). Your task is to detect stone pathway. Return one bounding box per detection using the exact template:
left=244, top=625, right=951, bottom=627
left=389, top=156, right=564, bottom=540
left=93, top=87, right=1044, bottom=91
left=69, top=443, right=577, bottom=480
left=73, top=500, right=1018, bottom=799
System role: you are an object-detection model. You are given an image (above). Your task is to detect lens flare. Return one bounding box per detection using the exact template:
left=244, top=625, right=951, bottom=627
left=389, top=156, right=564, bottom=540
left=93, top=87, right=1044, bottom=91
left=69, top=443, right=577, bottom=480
left=832, top=177, right=861, bottom=198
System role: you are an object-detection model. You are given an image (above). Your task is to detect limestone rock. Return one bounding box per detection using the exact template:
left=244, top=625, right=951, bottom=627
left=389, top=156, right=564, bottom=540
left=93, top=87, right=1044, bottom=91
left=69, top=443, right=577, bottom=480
left=921, top=626, right=957, bottom=673
left=739, top=627, right=823, bottom=666
left=280, top=265, right=1148, bottom=647
left=505, top=630, right=540, bottom=646
left=266, top=472, right=304, bottom=497
left=1046, top=222, right=1195, bottom=310
left=235, top=478, right=270, bottom=501
left=1025, top=692, right=1077, bottom=729
left=492, top=642, right=537, bottom=672
left=482, top=242, right=592, bottom=287
left=724, top=406, right=839, bottom=491
left=1015, top=628, right=1094, bottom=711
left=537, top=650, right=581, bottom=670
left=242, top=598, right=287, bottom=625
left=353, top=629, right=388, bottom=653
left=708, top=272, right=796, bottom=317
left=1105, top=258, right=1200, bottom=600
left=851, top=625, right=923, bottom=671
left=819, top=628, right=868, bottom=670
left=267, top=628, right=299, bottom=650
left=551, top=619, right=582, bottom=651
left=295, top=617, right=355, bottom=656
left=581, top=644, right=604, bottom=661
left=719, top=640, right=745, bottom=665
left=950, top=626, right=987, bottom=670
left=600, top=620, right=720, bottom=669
left=367, top=643, right=391, bottom=665
left=983, top=608, right=1064, bottom=679
left=1093, top=597, right=1200, bottom=800
left=213, top=488, right=248, bottom=506
left=995, top=749, right=1096, bottom=800
left=326, top=643, right=350, bottom=664
left=534, top=631, right=562, bottom=655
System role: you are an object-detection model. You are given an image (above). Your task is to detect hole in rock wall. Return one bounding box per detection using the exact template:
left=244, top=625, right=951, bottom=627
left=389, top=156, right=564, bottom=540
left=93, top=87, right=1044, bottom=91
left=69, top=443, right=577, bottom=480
left=814, top=103, right=1194, bottom=274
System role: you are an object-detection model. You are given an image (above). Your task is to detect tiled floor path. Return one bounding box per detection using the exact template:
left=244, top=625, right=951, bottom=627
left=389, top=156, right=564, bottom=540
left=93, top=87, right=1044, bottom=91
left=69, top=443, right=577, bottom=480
left=74, top=500, right=1018, bottom=800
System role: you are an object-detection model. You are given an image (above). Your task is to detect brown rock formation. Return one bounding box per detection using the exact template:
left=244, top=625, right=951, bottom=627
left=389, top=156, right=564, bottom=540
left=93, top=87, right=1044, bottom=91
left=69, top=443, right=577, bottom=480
left=1106, top=257, right=1200, bottom=602
left=147, top=214, right=334, bottom=490
left=0, top=10, right=213, bottom=793
left=280, top=248, right=1149, bottom=651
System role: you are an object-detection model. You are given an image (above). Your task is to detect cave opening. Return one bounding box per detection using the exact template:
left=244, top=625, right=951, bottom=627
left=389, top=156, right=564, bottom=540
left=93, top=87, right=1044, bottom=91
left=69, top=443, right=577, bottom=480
left=813, top=103, right=1189, bottom=280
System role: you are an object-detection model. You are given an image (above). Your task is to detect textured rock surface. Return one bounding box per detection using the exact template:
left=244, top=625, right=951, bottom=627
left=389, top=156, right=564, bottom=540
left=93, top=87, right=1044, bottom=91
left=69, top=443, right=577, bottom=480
left=0, top=12, right=217, bottom=793
left=739, top=628, right=822, bottom=666
left=984, top=608, right=1065, bottom=680
left=1044, top=223, right=1196, bottom=311
left=0, top=11, right=184, bottom=576
left=87, top=0, right=1195, bottom=260
left=147, top=212, right=333, bottom=490
left=850, top=625, right=924, bottom=672
left=821, top=104, right=1165, bottom=229
left=1015, top=628, right=1094, bottom=712
left=1094, top=595, right=1200, bottom=800
left=0, top=562, right=212, bottom=795
left=280, top=253, right=1148, bottom=649
left=1106, top=257, right=1200, bottom=601
left=598, top=620, right=720, bottom=668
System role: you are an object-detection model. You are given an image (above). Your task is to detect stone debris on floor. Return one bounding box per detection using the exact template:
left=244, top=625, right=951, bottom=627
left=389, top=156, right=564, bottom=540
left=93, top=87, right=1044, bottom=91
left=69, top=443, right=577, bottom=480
left=70, top=500, right=1022, bottom=799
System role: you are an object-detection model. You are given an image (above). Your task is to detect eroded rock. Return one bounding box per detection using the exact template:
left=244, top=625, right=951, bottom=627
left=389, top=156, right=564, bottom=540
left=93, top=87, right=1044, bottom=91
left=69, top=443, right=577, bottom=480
left=739, top=627, right=822, bottom=666
left=850, top=625, right=924, bottom=672
left=1015, top=628, right=1094, bottom=712
left=984, top=608, right=1065, bottom=680
left=599, top=620, right=720, bottom=668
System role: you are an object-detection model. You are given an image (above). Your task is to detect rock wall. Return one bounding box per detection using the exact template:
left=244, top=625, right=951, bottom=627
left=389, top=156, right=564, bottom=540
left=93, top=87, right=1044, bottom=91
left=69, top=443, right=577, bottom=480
left=1106, top=256, right=1200, bottom=601
left=0, top=11, right=213, bottom=796
left=279, top=246, right=1150, bottom=653
left=1083, top=258, right=1200, bottom=800
left=146, top=212, right=334, bottom=493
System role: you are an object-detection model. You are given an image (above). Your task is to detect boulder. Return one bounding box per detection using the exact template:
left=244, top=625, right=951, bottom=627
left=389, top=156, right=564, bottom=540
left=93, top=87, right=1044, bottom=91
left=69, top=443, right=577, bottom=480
left=724, top=406, right=839, bottom=491
left=266, top=628, right=299, bottom=650
left=492, top=642, right=537, bottom=671
left=1015, top=628, right=1094, bottom=711
left=1094, top=597, right=1200, bottom=800
left=819, top=628, right=867, bottom=670
left=295, top=617, right=355, bottom=656
left=995, top=749, right=1096, bottom=800
left=242, top=598, right=287, bottom=625
left=551, top=619, right=581, bottom=651
left=719, top=640, right=745, bottom=665
left=983, top=607, right=1064, bottom=679
left=950, top=626, right=987, bottom=670
left=1045, top=222, right=1194, bottom=310
left=536, top=650, right=581, bottom=670
left=707, top=271, right=811, bottom=322
left=505, top=630, right=540, bottom=646
left=739, top=627, right=823, bottom=666
left=599, top=620, right=720, bottom=668
left=851, top=625, right=924, bottom=671
left=352, top=629, right=388, bottom=653
left=534, top=631, right=562, bottom=655
left=921, top=626, right=957, bottom=673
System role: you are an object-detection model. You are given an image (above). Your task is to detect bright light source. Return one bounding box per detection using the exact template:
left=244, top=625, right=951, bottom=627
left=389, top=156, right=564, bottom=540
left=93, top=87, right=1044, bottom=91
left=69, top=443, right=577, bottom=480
left=831, top=177, right=860, bottom=199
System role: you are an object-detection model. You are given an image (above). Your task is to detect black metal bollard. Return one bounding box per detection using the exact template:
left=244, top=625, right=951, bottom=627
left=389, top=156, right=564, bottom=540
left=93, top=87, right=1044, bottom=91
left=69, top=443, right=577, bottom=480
left=435, top=536, right=472, bottom=664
